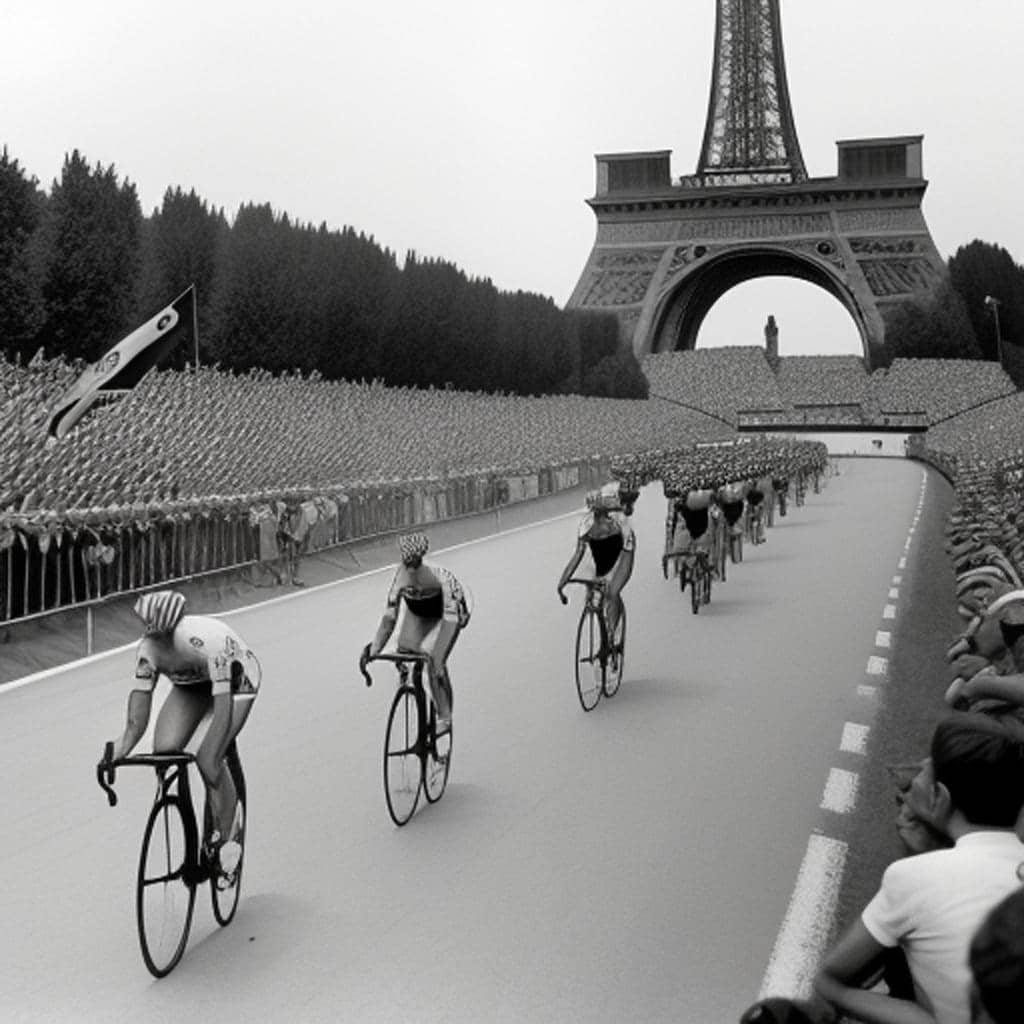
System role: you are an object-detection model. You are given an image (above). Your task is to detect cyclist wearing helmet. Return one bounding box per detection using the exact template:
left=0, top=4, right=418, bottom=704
left=103, top=590, right=259, bottom=882
left=663, top=487, right=714, bottom=576
left=717, top=480, right=747, bottom=536
left=369, top=532, right=470, bottom=728
left=557, top=483, right=635, bottom=638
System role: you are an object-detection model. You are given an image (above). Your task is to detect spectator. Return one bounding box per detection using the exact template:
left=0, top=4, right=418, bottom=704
left=968, top=887, right=1024, bottom=1024
left=815, top=713, right=1024, bottom=1024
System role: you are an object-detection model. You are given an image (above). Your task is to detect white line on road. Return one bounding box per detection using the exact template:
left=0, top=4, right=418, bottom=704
left=888, top=588, right=900, bottom=600
left=821, top=768, right=859, bottom=814
left=866, top=655, right=888, bottom=676
left=758, top=834, right=849, bottom=1000
left=883, top=604, right=897, bottom=619
left=875, top=631, right=891, bottom=648
left=840, top=723, right=869, bottom=755
left=857, top=684, right=878, bottom=699
left=898, top=557, right=907, bottom=570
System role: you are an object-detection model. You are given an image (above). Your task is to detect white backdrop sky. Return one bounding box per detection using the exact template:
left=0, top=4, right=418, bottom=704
left=3, top=1, right=1021, bottom=358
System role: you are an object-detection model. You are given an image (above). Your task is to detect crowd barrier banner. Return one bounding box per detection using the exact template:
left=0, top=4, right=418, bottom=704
left=0, top=457, right=610, bottom=629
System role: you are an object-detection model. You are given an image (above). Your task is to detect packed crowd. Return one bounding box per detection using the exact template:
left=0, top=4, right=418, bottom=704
left=774, top=355, right=871, bottom=410
left=873, top=359, right=1016, bottom=424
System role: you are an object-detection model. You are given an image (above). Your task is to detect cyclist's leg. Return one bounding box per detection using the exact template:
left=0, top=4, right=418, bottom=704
left=152, top=683, right=208, bottom=755
left=604, top=550, right=634, bottom=640
left=420, top=618, right=458, bottom=724
left=197, top=685, right=256, bottom=846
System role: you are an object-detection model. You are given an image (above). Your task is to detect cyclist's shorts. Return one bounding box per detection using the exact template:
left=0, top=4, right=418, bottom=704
left=589, top=533, right=624, bottom=578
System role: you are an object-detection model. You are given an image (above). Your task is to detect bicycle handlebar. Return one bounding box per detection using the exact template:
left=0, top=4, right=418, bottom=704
left=96, top=741, right=196, bottom=807
left=359, top=644, right=431, bottom=687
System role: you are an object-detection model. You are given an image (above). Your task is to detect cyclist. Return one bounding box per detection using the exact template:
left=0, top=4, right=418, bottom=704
left=103, top=590, right=259, bottom=881
left=368, top=532, right=470, bottom=729
left=746, top=476, right=767, bottom=542
left=663, top=487, right=714, bottom=578
left=557, top=483, right=634, bottom=641
left=717, top=480, right=747, bottom=542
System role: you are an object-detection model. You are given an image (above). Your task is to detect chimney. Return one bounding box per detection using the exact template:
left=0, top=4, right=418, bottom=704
left=765, top=315, right=779, bottom=362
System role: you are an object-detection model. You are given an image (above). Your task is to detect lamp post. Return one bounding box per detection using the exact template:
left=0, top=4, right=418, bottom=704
left=984, top=294, right=1004, bottom=368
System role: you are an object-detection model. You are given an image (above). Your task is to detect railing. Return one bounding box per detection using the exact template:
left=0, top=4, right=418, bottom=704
left=0, top=458, right=608, bottom=635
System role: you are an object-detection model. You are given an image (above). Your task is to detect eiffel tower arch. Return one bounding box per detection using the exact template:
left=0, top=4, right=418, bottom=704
left=566, top=0, right=946, bottom=366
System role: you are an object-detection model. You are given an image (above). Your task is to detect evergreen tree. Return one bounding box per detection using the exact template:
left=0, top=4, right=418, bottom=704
left=879, top=279, right=981, bottom=366
left=38, top=150, right=142, bottom=361
left=948, top=239, right=1024, bottom=385
left=0, top=147, right=44, bottom=358
left=135, top=187, right=228, bottom=364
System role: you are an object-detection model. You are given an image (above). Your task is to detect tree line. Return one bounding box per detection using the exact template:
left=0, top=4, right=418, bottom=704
left=875, top=240, right=1024, bottom=387
left=0, top=147, right=648, bottom=398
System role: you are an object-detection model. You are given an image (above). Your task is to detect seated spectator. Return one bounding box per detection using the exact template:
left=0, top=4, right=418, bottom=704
left=968, top=887, right=1024, bottom=1024
left=815, top=712, right=1024, bottom=1024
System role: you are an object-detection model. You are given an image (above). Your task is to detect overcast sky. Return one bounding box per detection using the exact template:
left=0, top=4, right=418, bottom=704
left=4, top=1, right=1021, bottom=358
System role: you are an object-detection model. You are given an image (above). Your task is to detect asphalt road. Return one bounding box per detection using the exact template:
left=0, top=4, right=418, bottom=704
left=0, top=458, right=937, bottom=1023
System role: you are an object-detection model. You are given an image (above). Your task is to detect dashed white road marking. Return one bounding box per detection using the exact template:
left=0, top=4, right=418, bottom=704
left=821, top=768, right=859, bottom=814
left=883, top=604, right=897, bottom=619
left=875, top=631, right=891, bottom=648
left=892, top=575, right=902, bottom=585
left=758, top=834, right=848, bottom=1000
left=840, top=723, right=869, bottom=755
left=866, top=655, right=888, bottom=676
left=898, top=557, right=907, bottom=570
left=888, top=587, right=900, bottom=600
left=857, top=684, right=878, bottom=699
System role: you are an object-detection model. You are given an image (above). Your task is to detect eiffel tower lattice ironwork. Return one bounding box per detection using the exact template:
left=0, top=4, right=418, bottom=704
left=698, top=0, right=806, bottom=185
left=566, top=0, right=946, bottom=365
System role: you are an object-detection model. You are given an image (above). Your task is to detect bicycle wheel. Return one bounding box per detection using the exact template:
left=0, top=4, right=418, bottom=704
left=690, top=571, right=701, bottom=614
left=384, top=685, right=422, bottom=826
left=603, top=602, right=626, bottom=698
left=701, top=563, right=712, bottom=605
left=731, top=531, right=743, bottom=563
left=574, top=604, right=604, bottom=711
left=423, top=701, right=452, bottom=804
left=211, top=751, right=246, bottom=926
left=136, top=795, right=197, bottom=978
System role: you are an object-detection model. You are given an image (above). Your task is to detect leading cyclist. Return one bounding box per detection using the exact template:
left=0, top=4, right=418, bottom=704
left=368, top=532, right=470, bottom=729
left=557, top=483, right=635, bottom=640
left=102, top=590, right=259, bottom=882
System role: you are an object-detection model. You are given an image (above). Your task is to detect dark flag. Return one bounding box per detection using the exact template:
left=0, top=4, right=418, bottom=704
left=47, top=285, right=196, bottom=439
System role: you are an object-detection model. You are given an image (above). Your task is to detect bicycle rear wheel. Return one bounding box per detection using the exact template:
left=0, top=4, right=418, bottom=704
left=731, top=531, right=743, bottom=563
left=136, top=795, right=197, bottom=978
left=384, top=685, right=422, bottom=825
left=690, top=571, right=701, bottom=614
left=423, top=702, right=452, bottom=804
left=211, top=750, right=246, bottom=926
left=603, top=603, right=626, bottom=698
left=574, top=604, right=604, bottom=711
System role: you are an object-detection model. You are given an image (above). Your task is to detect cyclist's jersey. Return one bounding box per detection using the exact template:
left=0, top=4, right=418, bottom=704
left=721, top=500, right=744, bottom=526
left=579, top=511, right=635, bottom=577
left=134, top=616, right=260, bottom=698
left=386, top=562, right=470, bottom=626
left=679, top=505, right=709, bottom=539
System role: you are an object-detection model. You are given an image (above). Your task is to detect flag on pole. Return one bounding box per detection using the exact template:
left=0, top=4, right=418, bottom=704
left=47, top=285, right=196, bottom=439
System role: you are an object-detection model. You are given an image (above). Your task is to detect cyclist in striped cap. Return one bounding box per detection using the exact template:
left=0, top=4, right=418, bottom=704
left=103, top=589, right=260, bottom=887
left=369, top=532, right=471, bottom=728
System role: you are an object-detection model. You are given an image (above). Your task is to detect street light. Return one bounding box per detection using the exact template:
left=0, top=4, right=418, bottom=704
left=984, top=295, right=1004, bottom=368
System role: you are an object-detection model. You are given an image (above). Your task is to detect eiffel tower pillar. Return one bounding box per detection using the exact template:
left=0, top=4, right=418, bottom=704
left=566, top=0, right=946, bottom=366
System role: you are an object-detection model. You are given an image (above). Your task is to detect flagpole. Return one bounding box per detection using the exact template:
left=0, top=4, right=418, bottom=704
left=191, top=282, right=200, bottom=369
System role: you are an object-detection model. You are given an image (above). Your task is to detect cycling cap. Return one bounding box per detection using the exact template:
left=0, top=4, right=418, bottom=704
left=398, top=532, right=429, bottom=563
left=133, top=590, right=186, bottom=634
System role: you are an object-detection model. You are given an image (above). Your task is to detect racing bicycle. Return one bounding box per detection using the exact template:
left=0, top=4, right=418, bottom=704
left=360, top=646, right=452, bottom=826
left=564, top=577, right=626, bottom=711
left=96, top=741, right=246, bottom=978
left=666, top=548, right=712, bottom=614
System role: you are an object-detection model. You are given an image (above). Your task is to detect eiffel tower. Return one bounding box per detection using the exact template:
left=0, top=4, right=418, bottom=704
left=566, top=0, right=945, bottom=364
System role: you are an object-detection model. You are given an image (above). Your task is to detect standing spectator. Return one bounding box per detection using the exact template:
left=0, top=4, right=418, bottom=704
left=815, top=713, right=1024, bottom=1024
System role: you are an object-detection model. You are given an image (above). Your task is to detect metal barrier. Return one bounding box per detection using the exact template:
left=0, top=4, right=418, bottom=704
left=0, top=458, right=608, bottom=637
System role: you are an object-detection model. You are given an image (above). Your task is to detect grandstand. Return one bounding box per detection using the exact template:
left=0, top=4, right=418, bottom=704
left=642, top=347, right=785, bottom=423
left=3, top=345, right=1023, bottom=631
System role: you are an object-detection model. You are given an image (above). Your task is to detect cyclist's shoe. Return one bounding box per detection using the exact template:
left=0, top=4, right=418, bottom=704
left=217, top=839, right=242, bottom=886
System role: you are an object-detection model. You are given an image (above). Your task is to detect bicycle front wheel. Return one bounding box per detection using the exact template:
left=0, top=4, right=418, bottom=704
left=137, top=795, right=197, bottom=978
left=574, top=605, right=604, bottom=711
left=603, top=603, right=626, bottom=698
left=384, top=685, right=422, bottom=826
left=690, top=572, right=701, bottom=614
